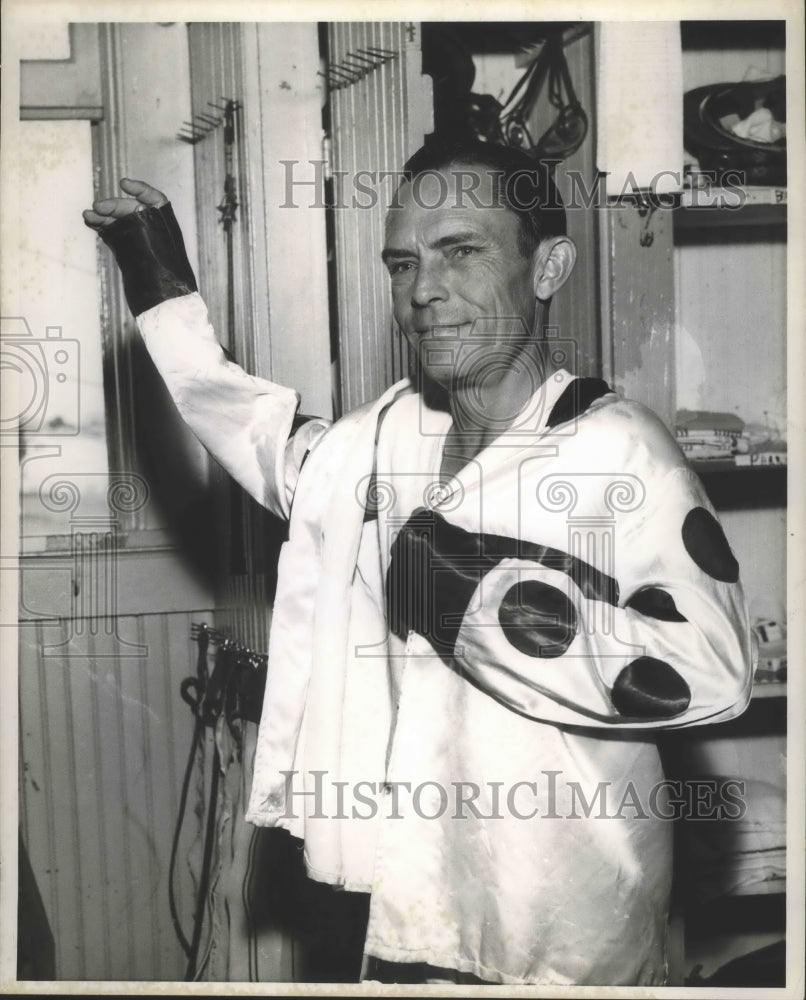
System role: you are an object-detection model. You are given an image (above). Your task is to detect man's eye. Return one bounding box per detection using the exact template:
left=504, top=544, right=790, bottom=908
left=388, top=261, right=416, bottom=276
left=452, top=245, right=478, bottom=258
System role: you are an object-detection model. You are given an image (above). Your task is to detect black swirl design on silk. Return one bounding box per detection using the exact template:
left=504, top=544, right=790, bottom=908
left=386, top=508, right=618, bottom=658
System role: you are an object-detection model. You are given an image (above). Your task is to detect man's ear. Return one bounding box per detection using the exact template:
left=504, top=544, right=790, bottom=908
left=531, top=236, right=577, bottom=301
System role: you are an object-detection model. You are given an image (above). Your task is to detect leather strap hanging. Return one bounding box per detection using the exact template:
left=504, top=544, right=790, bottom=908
left=500, top=29, right=589, bottom=164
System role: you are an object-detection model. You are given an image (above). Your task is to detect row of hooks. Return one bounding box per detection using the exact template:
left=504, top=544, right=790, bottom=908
left=191, top=622, right=267, bottom=669
left=319, top=46, right=398, bottom=91
left=177, top=97, right=241, bottom=145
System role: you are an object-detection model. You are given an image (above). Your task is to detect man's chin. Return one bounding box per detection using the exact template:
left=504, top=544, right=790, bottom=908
left=413, top=363, right=452, bottom=412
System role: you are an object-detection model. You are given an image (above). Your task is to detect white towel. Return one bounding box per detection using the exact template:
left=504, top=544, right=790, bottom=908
left=596, top=22, right=684, bottom=196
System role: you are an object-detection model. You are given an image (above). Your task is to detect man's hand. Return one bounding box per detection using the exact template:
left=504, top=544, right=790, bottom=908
left=83, top=178, right=168, bottom=231
left=83, top=179, right=196, bottom=316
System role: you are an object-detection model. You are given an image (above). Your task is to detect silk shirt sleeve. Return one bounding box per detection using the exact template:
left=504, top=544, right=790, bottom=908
left=137, top=292, right=330, bottom=519
left=448, top=464, right=756, bottom=729
left=388, top=457, right=756, bottom=730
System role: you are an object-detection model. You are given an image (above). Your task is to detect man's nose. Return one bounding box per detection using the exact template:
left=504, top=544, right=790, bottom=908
left=411, top=258, right=449, bottom=308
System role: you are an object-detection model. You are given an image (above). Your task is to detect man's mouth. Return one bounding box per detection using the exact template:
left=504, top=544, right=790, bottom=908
left=413, top=321, right=472, bottom=336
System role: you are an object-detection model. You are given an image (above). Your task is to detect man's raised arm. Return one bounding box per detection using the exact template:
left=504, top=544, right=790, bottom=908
left=84, top=180, right=330, bottom=519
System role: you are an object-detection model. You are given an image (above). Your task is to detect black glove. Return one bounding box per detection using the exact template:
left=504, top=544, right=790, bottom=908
left=98, top=202, right=197, bottom=317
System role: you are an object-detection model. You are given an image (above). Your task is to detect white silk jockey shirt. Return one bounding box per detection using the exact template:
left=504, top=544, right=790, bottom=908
left=138, top=292, right=755, bottom=986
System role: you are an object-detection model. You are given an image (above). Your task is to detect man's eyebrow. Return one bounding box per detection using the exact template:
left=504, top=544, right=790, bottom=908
left=381, top=231, right=485, bottom=264
left=430, top=231, right=484, bottom=250
left=381, top=247, right=412, bottom=264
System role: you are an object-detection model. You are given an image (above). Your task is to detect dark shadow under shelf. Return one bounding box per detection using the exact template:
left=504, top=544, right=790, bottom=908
left=674, top=203, right=787, bottom=242
left=692, top=462, right=787, bottom=509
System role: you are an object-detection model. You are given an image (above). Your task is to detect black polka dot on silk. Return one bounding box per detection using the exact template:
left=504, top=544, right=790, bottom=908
left=498, top=580, right=578, bottom=658
left=682, top=507, right=739, bottom=583
left=627, top=587, right=687, bottom=622
left=611, top=656, right=691, bottom=718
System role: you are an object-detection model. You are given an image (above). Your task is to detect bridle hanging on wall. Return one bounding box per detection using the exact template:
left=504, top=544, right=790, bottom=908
left=498, top=28, right=589, bottom=161
left=422, top=23, right=590, bottom=167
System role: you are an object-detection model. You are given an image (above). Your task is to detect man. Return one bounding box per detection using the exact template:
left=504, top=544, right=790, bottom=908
left=84, top=139, right=755, bottom=986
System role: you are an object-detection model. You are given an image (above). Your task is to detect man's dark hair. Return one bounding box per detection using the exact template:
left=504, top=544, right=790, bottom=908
left=401, top=137, right=567, bottom=257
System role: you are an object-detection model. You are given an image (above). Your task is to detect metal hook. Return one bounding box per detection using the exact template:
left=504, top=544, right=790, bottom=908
left=343, top=51, right=378, bottom=70
left=636, top=195, right=658, bottom=247
left=356, top=47, right=390, bottom=65
left=322, top=65, right=356, bottom=83
left=363, top=45, right=396, bottom=58
left=332, top=62, right=364, bottom=83
left=177, top=97, right=240, bottom=145
left=317, top=71, right=343, bottom=92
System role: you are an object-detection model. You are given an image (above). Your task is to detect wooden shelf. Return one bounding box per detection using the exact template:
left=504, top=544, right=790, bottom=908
left=674, top=188, right=787, bottom=243
left=675, top=202, right=786, bottom=237
left=691, top=462, right=786, bottom=509
left=751, top=681, right=786, bottom=701
left=681, top=20, right=786, bottom=50
left=729, top=878, right=786, bottom=897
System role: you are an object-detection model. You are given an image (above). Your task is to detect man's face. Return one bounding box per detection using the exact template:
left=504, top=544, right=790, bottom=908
left=383, top=166, right=538, bottom=391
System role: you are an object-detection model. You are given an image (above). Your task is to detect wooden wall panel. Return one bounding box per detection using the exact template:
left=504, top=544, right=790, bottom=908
left=186, top=22, right=330, bottom=655
left=674, top=238, right=786, bottom=428
left=328, top=21, right=433, bottom=413
left=600, top=200, right=677, bottom=429
left=18, top=609, right=215, bottom=980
